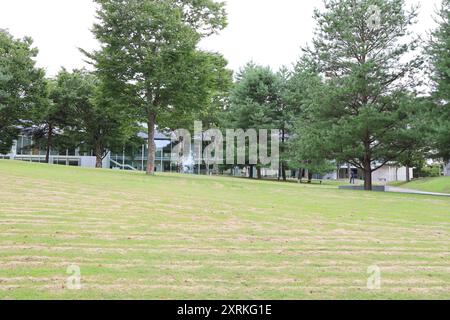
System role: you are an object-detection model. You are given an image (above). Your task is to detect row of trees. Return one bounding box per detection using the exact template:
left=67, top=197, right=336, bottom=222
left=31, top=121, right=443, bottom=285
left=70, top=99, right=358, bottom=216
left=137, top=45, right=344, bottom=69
left=1, top=0, right=449, bottom=191
left=226, top=0, right=450, bottom=190
left=0, top=43, right=137, bottom=168
left=0, top=31, right=45, bottom=154
left=1, top=0, right=231, bottom=170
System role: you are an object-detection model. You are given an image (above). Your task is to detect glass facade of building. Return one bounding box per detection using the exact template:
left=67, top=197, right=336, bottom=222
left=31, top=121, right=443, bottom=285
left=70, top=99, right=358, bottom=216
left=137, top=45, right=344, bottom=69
left=3, top=134, right=175, bottom=171
left=109, top=139, right=174, bottom=172
left=11, top=135, right=81, bottom=166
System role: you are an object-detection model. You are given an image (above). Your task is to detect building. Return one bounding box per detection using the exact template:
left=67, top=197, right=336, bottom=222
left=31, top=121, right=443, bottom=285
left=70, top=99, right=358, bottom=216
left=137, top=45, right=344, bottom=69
left=108, top=132, right=173, bottom=172
left=1, top=133, right=96, bottom=167
left=1, top=131, right=415, bottom=182
left=444, top=162, right=450, bottom=177
left=1, top=131, right=175, bottom=172
left=323, top=164, right=414, bottom=184
left=227, top=163, right=413, bottom=183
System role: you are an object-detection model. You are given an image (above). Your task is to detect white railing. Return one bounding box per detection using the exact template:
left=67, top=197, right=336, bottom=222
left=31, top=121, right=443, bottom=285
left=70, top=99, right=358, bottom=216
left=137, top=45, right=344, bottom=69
left=110, top=159, right=138, bottom=171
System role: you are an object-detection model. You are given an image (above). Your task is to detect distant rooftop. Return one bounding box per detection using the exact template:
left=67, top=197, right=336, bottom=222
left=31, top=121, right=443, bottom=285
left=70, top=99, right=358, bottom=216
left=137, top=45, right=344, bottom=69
left=138, top=130, right=171, bottom=141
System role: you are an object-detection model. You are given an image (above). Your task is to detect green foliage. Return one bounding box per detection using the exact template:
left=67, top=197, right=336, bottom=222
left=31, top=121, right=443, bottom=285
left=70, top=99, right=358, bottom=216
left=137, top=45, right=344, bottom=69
left=0, top=30, right=46, bottom=153
left=157, top=52, right=233, bottom=131
left=284, top=58, right=333, bottom=176
left=50, top=69, right=140, bottom=167
left=29, top=75, right=76, bottom=161
left=225, top=63, right=283, bottom=176
left=390, top=96, right=433, bottom=176
left=286, top=123, right=337, bottom=177
left=228, top=63, right=282, bottom=130
left=87, top=0, right=230, bottom=174
left=416, top=164, right=442, bottom=178
left=292, top=0, right=424, bottom=190
left=427, top=0, right=450, bottom=161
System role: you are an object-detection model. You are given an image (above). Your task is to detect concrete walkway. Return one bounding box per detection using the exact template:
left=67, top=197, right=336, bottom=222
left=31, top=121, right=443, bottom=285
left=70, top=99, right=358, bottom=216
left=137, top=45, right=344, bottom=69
left=386, top=186, right=450, bottom=197
left=339, top=185, right=450, bottom=197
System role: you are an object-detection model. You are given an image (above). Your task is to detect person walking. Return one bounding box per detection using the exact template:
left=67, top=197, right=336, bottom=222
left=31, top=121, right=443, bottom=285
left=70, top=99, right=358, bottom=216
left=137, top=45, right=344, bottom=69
left=349, top=171, right=356, bottom=184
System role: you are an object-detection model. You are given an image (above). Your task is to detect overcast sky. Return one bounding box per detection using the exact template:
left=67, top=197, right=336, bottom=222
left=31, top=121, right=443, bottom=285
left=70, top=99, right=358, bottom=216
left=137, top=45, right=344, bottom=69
left=0, top=0, right=442, bottom=76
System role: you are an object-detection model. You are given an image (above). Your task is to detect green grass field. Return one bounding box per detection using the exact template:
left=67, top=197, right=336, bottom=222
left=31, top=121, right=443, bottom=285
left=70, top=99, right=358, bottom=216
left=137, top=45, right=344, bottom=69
left=0, top=160, right=449, bottom=300
left=390, top=177, right=450, bottom=194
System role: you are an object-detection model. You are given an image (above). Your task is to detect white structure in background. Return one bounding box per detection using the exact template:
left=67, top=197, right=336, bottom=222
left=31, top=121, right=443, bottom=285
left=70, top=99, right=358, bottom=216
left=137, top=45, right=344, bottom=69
left=0, top=131, right=173, bottom=171
left=1, top=135, right=103, bottom=168
left=444, top=162, right=450, bottom=176
left=0, top=132, right=417, bottom=182
left=372, top=166, right=413, bottom=184
left=322, top=164, right=414, bottom=184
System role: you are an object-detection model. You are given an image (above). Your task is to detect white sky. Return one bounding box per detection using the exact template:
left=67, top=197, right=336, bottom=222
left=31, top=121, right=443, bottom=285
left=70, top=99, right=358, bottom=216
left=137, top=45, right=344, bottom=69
left=0, top=0, right=442, bottom=76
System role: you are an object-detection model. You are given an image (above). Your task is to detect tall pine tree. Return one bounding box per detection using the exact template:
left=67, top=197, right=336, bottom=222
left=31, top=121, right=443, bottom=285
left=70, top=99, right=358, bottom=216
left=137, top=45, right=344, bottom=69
left=428, top=0, right=450, bottom=163
left=297, top=0, right=424, bottom=190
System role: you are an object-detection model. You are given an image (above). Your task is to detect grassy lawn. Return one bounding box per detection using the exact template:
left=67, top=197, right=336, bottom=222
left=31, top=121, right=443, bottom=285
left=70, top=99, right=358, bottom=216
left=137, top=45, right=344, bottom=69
left=0, top=160, right=449, bottom=300
left=390, top=177, right=450, bottom=194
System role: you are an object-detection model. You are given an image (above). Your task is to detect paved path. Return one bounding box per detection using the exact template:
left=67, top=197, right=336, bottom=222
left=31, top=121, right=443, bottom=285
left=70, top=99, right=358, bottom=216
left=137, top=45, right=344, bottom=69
left=386, top=186, right=450, bottom=197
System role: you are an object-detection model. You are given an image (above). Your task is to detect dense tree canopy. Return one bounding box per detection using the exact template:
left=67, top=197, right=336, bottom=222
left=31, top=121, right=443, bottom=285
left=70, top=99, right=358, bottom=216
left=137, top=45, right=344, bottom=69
left=30, top=76, right=72, bottom=163
left=87, top=0, right=230, bottom=174
left=0, top=30, right=46, bottom=154
left=284, top=58, right=336, bottom=180
left=72, top=72, right=140, bottom=168
left=1, top=0, right=447, bottom=185
left=292, top=0, right=425, bottom=190
left=226, top=63, right=283, bottom=178
left=52, top=69, right=139, bottom=168
left=428, top=0, right=450, bottom=162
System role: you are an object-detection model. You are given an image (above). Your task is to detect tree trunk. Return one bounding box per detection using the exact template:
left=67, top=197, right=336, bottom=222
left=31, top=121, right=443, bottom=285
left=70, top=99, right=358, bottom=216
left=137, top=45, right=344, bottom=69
left=95, top=143, right=103, bottom=168
left=280, top=129, right=287, bottom=181
left=45, top=124, right=53, bottom=164
left=96, top=156, right=103, bottom=168
left=308, top=171, right=313, bottom=184
left=363, top=160, right=373, bottom=191
left=406, top=166, right=410, bottom=182
left=298, top=168, right=303, bottom=183
left=257, top=167, right=262, bottom=179
left=146, top=112, right=157, bottom=175
left=249, top=165, right=254, bottom=179
left=363, top=133, right=373, bottom=190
